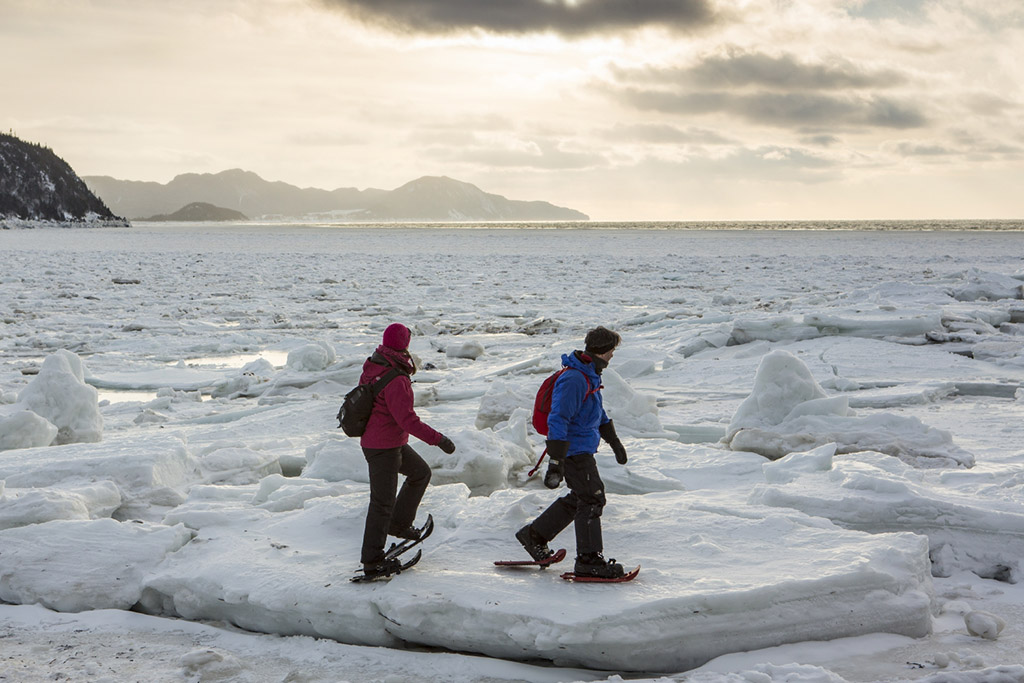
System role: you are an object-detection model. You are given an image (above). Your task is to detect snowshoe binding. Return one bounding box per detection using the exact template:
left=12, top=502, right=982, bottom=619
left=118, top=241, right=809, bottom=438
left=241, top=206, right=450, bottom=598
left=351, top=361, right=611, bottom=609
left=560, top=553, right=640, bottom=583
left=350, top=515, right=433, bottom=583
left=351, top=550, right=422, bottom=583
left=514, top=524, right=555, bottom=562
left=382, top=514, right=433, bottom=562
left=495, top=547, right=567, bottom=568
left=390, top=523, right=425, bottom=541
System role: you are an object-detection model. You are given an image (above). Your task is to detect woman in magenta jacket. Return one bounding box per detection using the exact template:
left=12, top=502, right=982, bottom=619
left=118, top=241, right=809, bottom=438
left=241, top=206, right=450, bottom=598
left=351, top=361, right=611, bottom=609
left=359, top=323, right=455, bottom=578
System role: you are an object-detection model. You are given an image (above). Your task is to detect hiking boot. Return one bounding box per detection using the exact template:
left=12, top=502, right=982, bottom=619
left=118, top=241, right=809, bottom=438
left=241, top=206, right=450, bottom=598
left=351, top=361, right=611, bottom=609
left=515, top=524, right=554, bottom=562
left=362, top=557, right=403, bottom=579
left=389, top=525, right=422, bottom=541
left=574, top=552, right=625, bottom=579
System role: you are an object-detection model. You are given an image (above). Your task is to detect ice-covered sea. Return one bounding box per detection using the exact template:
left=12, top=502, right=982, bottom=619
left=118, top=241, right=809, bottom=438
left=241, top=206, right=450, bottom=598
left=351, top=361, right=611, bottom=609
left=3, top=221, right=1024, bottom=682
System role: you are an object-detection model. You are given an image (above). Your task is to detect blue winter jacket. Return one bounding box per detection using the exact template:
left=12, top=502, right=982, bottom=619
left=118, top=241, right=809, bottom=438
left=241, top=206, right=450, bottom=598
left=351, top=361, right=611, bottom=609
left=546, top=351, right=610, bottom=456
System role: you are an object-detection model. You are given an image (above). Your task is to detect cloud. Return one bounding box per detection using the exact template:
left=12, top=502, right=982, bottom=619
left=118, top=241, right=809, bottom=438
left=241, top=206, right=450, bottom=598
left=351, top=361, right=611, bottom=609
left=287, top=131, right=364, bottom=147
left=885, top=134, right=1024, bottom=161
left=318, top=0, right=717, bottom=35
left=612, top=50, right=907, bottom=91
left=620, top=89, right=928, bottom=129
left=638, top=144, right=842, bottom=184
left=802, top=134, right=842, bottom=147
left=404, top=115, right=517, bottom=147
left=846, top=0, right=928, bottom=22
left=888, top=141, right=956, bottom=156
left=425, top=138, right=607, bottom=170
left=683, top=52, right=906, bottom=90
left=849, top=0, right=1024, bottom=29
left=604, top=122, right=735, bottom=145
left=952, top=130, right=1024, bottom=158
left=962, top=92, right=1020, bottom=117
left=599, top=49, right=929, bottom=131
left=16, top=115, right=175, bottom=138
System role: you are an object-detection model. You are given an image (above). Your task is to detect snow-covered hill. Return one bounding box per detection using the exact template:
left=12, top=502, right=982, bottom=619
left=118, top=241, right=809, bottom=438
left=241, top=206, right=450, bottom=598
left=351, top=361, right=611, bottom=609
left=0, top=133, right=127, bottom=228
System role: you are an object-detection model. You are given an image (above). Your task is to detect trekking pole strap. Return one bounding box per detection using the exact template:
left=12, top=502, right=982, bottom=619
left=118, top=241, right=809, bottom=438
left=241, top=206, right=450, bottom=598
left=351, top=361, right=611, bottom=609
left=527, top=446, right=548, bottom=477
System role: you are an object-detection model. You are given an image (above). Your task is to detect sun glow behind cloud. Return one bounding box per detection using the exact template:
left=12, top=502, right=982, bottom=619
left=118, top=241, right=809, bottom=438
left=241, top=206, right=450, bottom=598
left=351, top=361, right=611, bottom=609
left=2, top=0, right=1021, bottom=219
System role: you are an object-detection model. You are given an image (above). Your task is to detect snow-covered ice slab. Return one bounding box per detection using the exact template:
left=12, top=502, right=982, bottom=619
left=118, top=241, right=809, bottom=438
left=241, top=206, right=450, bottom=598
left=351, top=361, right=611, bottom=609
left=140, top=482, right=933, bottom=673
left=0, top=518, right=192, bottom=611
left=12, top=349, right=102, bottom=446
left=0, top=434, right=199, bottom=517
left=88, top=366, right=225, bottom=392
left=948, top=267, right=1024, bottom=302
left=0, top=480, right=121, bottom=529
left=803, top=311, right=942, bottom=339
left=724, top=350, right=974, bottom=468
left=724, top=310, right=945, bottom=346
left=751, top=446, right=1024, bottom=583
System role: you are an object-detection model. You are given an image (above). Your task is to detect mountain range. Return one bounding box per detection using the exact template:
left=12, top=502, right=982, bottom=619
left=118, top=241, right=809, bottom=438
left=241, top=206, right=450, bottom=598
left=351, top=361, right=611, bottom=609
left=0, top=133, right=127, bottom=228
left=85, top=170, right=589, bottom=222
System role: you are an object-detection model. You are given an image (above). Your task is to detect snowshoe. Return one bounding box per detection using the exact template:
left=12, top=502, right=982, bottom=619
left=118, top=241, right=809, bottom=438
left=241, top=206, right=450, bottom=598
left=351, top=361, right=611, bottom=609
left=572, top=553, right=625, bottom=579
left=351, top=550, right=422, bottom=583
left=560, top=564, right=640, bottom=583
left=495, top=547, right=567, bottom=569
left=382, top=514, right=433, bottom=562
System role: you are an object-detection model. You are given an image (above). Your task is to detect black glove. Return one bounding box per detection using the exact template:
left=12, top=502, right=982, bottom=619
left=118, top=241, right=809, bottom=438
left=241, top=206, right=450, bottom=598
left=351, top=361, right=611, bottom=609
left=544, top=439, right=568, bottom=489
left=437, top=435, right=456, bottom=454
left=599, top=420, right=628, bottom=465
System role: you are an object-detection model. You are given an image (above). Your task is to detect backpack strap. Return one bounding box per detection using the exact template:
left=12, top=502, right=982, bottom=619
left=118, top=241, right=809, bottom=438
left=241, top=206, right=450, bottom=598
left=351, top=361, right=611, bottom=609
left=527, top=367, right=602, bottom=478
left=566, top=366, right=601, bottom=397
left=368, top=367, right=404, bottom=396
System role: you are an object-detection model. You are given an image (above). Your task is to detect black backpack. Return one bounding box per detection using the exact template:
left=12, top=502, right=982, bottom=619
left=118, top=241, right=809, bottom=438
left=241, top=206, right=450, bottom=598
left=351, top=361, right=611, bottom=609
left=336, top=368, right=404, bottom=437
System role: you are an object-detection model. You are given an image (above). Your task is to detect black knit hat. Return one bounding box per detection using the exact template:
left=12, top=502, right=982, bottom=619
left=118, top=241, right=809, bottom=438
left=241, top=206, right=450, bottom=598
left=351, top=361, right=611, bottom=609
left=584, top=326, right=621, bottom=355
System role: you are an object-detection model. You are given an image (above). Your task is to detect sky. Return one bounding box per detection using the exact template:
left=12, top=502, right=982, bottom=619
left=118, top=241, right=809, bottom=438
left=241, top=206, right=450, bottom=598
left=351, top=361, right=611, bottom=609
left=2, top=0, right=1022, bottom=221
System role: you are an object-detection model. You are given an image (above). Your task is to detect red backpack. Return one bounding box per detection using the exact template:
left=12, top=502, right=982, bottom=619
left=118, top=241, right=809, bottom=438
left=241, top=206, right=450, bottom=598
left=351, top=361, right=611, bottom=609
left=529, top=367, right=600, bottom=475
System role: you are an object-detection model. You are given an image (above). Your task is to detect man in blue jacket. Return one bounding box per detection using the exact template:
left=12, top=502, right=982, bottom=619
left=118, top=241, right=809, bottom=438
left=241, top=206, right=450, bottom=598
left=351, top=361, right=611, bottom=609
left=516, top=326, right=630, bottom=579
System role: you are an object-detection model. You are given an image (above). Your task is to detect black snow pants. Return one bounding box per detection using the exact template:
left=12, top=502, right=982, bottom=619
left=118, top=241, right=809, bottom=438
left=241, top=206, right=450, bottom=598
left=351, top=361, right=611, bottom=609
left=360, top=444, right=431, bottom=564
left=531, top=452, right=606, bottom=556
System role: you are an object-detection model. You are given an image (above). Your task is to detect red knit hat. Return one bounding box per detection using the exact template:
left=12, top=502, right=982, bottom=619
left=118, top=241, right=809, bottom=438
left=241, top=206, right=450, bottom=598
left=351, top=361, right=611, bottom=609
left=382, top=323, right=411, bottom=350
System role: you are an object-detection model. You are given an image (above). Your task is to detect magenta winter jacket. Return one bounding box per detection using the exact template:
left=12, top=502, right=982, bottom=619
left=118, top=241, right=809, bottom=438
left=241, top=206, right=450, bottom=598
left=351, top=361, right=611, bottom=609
left=358, top=345, right=442, bottom=450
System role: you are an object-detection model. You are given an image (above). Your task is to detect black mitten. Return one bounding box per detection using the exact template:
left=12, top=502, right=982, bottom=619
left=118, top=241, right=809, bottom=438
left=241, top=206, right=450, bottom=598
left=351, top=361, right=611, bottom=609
left=599, top=421, right=628, bottom=464
left=610, top=440, right=627, bottom=465
left=544, top=440, right=569, bottom=489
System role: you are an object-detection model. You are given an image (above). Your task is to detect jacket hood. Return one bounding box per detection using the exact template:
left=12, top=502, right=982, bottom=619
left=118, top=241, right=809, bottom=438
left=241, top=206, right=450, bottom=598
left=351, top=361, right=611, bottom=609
left=364, top=345, right=416, bottom=377
left=562, top=351, right=601, bottom=386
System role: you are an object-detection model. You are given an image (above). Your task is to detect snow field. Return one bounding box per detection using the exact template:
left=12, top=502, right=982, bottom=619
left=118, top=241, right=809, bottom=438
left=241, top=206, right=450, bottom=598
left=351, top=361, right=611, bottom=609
left=3, top=225, right=1024, bottom=680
